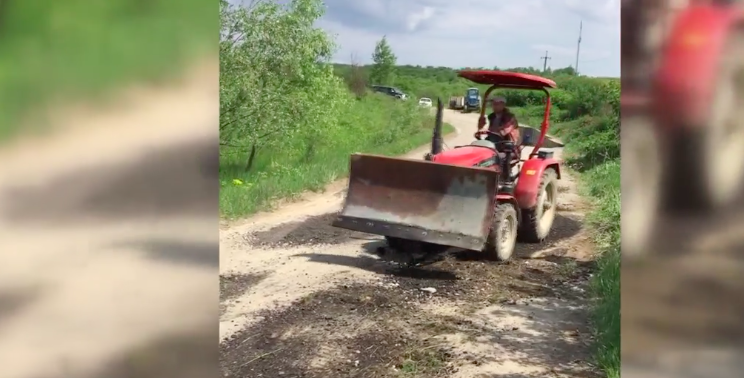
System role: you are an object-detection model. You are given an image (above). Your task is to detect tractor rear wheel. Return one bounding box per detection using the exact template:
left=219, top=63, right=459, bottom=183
left=483, top=202, right=518, bottom=261
left=518, top=168, right=558, bottom=242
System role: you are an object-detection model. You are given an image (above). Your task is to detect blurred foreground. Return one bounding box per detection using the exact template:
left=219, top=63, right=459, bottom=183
left=623, top=128, right=744, bottom=378
left=0, top=61, right=219, bottom=377
left=622, top=188, right=744, bottom=377
left=621, top=0, right=744, bottom=376
left=0, top=1, right=218, bottom=376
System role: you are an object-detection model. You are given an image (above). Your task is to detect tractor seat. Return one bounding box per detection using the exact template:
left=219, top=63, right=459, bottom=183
left=470, top=140, right=521, bottom=165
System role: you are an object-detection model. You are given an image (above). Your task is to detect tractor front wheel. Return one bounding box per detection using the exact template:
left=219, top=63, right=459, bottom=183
left=518, top=168, right=558, bottom=242
left=483, top=202, right=518, bottom=261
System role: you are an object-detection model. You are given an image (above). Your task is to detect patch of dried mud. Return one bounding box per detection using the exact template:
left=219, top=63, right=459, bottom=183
left=220, top=273, right=268, bottom=315
left=248, top=213, right=373, bottom=247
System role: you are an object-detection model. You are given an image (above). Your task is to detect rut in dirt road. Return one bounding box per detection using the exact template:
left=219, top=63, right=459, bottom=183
left=219, top=109, right=601, bottom=378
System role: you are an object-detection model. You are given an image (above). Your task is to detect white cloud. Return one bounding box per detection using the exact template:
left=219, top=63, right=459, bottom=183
left=406, top=6, right=435, bottom=32
left=320, top=0, right=619, bottom=76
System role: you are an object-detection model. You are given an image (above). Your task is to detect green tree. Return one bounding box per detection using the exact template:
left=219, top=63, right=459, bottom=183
left=369, top=36, right=397, bottom=85
left=553, top=66, right=577, bottom=76
left=219, top=0, right=347, bottom=170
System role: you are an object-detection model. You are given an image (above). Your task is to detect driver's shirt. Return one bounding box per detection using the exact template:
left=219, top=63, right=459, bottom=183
left=486, top=111, right=520, bottom=144
left=487, top=112, right=503, bottom=133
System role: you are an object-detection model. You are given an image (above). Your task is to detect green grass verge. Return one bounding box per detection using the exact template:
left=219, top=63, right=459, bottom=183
left=0, top=0, right=215, bottom=142
left=580, top=159, right=620, bottom=378
left=220, top=98, right=454, bottom=218
left=550, top=111, right=619, bottom=377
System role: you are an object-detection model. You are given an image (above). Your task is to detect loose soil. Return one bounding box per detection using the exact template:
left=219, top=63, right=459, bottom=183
left=220, top=273, right=268, bottom=316
left=220, top=250, right=598, bottom=378
left=249, top=212, right=373, bottom=247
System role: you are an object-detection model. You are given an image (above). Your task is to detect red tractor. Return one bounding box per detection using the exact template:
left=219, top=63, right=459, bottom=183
left=333, top=71, right=561, bottom=263
left=623, top=0, right=744, bottom=257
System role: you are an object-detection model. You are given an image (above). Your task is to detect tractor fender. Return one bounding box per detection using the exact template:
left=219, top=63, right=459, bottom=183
left=654, top=5, right=743, bottom=128
left=514, top=158, right=561, bottom=209
left=496, top=194, right=521, bottom=223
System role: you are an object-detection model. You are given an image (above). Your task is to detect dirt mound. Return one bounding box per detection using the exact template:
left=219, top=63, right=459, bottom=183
left=249, top=213, right=375, bottom=247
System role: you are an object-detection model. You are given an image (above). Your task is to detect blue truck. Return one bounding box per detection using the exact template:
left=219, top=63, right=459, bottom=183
left=463, top=87, right=481, bottom=113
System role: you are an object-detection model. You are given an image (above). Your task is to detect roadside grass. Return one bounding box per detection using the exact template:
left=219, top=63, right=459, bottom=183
left=397, top=346, right=451, bottom=377
left=511, top=104, right=553, bottom=127
left=555, top=259, right=579, bottom=280
left=0, top=0, right=214, bottom=142
left=219, top=98, right=454, bottom=218
left=581, top=160, right=620, bottom=378
left=552, top=109, right=619, bottom=378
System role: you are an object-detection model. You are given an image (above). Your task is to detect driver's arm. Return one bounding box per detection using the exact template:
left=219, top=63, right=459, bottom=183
left=499, top=115, right=518, bottom=136
left=479, top=113, right=492, bottom=130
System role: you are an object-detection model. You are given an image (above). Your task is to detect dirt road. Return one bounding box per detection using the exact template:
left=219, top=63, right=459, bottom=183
left=220, top=109, right=601, bottom=377
left=0, top=61, right=219, bottom=378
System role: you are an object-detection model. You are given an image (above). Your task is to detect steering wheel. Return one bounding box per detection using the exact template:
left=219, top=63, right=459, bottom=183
left=474, top=130, right=501, bottom=140
left=474, top=130, right=517, bottom=151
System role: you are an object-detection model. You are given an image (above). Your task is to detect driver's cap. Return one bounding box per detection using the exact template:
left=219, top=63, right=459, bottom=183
left=491, top=96, right=506, bottom=104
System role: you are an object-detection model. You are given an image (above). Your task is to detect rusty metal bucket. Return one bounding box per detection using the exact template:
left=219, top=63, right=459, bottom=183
left=332, top=154, right=499, bottom=251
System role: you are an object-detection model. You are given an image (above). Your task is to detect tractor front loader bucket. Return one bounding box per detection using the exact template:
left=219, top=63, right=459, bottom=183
left=333, top=154, right=499, bottom=251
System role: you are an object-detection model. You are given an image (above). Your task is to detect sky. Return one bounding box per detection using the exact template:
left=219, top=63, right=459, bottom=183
left=229, top=0, right=620, bottom=77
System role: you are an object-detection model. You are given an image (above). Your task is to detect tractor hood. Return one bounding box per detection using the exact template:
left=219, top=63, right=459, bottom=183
left=431, top=145, right=498, bottom=167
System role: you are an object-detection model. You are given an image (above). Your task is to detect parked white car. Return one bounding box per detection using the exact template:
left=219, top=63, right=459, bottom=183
left=418, top=97, right=432, bottom=107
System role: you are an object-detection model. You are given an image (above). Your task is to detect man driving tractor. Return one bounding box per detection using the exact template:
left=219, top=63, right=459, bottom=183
left=477, top=96, right=520, bottom=144
left=333, top=70, right=561, bottom=263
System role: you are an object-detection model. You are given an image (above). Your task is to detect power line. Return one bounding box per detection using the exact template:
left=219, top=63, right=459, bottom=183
left=540, top=50, right=551, bottom=72
left=575, top=20, right=583, bottom=75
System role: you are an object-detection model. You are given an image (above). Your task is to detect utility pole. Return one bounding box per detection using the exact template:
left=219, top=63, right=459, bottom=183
left=575, top=20, right=582, bottom=75
left=540, top=50, right=551, bottom=72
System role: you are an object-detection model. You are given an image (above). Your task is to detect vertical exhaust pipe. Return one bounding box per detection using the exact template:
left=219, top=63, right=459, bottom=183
left=431, top=98, right=444, bottom=155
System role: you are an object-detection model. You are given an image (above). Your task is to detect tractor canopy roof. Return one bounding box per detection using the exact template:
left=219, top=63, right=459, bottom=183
left=458, top=70, right=557, bottom=89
